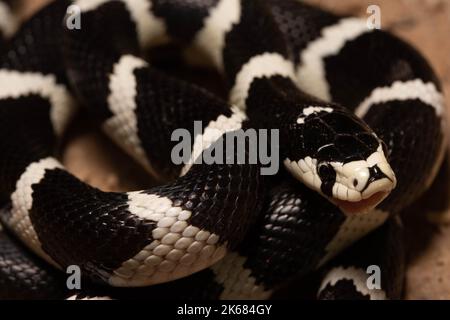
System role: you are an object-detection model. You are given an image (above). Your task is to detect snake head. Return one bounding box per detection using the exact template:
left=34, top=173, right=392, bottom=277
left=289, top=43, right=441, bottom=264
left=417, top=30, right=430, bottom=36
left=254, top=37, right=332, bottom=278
left=284, top=106, right=397, bottom=215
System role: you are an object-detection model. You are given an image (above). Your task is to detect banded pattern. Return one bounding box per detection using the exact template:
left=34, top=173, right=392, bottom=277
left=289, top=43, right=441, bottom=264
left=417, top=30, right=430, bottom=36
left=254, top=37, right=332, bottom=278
left=0, top=0, right=445, bottom=301
left=0, top=0, right=264, bottom=287
left=318, top=217, right=405, bottom=300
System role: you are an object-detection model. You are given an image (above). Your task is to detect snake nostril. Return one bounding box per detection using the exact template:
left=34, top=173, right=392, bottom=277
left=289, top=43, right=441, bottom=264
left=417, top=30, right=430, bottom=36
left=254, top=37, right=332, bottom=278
left=353, top=179, right=358, bottom=187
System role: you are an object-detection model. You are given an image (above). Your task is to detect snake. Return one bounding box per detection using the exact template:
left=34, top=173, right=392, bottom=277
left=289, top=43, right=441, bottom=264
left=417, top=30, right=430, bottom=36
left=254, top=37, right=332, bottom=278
left=0, top=0, right=446, bottom=300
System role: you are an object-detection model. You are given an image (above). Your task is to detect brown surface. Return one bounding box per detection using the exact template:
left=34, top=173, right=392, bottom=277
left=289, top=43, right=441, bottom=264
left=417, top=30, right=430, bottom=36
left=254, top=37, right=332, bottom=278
left=16, top=0, right=450, bottom=299
left=304, top=0, right=450, bottom=300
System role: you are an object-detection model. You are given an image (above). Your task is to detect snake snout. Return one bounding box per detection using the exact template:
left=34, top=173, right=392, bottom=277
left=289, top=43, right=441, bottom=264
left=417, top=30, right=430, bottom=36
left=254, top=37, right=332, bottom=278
left=332, top=147, right=397, bottom=214
left=284, top=142, right=396, bottom=215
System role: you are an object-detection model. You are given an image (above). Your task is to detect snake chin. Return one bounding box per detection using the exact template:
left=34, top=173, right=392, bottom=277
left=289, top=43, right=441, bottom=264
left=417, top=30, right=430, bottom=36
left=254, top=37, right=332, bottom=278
left=333, top=191, right=389, bottom=215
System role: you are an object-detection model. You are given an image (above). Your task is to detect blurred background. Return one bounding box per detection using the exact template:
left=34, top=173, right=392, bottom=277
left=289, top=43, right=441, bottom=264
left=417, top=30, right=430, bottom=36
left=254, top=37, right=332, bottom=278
left=15, top=0, right=450, bottom=299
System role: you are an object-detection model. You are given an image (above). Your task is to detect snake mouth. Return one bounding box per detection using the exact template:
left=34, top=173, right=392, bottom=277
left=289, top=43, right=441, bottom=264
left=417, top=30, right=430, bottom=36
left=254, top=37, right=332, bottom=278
left=334, top=191, right=388, bottom=215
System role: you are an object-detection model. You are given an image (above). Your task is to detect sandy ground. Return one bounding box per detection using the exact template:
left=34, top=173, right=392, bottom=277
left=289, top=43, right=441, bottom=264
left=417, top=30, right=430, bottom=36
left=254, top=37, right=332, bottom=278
left=15, top=0, right=450, bottom=299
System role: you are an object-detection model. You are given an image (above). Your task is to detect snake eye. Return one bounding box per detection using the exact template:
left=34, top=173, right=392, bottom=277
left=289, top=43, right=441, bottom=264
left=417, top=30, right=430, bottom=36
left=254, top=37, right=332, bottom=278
left=318, top=163, right=334, bottom=180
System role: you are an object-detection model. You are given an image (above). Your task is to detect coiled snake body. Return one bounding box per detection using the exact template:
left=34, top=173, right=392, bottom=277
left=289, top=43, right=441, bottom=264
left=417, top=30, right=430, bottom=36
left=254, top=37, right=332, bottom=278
left=0, top=0, right=446, bottom=300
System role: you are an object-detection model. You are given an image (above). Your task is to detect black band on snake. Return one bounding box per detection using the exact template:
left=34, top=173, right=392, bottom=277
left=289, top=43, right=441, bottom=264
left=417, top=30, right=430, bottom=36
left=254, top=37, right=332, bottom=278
left=0, top=0, right=446, bottom=300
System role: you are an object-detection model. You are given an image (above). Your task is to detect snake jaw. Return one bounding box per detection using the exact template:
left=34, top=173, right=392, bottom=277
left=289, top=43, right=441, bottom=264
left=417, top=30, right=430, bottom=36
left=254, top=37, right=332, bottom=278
left=332, top=191, right=390, bottom=215
left=285, top=143, right=396, bottom=214
left=329, top=148, right=396, bottom=214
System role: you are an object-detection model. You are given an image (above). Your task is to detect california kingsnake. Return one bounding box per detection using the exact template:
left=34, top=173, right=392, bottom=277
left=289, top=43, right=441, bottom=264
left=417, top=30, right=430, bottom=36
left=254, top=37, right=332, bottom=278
left=0, top=0, right=446, bottom=300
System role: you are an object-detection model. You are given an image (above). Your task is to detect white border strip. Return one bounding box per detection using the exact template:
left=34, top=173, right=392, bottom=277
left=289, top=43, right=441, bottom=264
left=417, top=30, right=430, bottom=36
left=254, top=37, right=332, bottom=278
left=0, top=70, right=77, bottom=136
left=189, top=0, right=241, bottom=70
left=9, top=157, right=63, bottom=268
left=122, top=0, right=168, bottom=48
left=180, top=107, right=246, bottom=176
left=104, top=54, right=161, bottom=179
left=211, top=253, right=272, bottom=300
left=230, top=53, right=296, bottom=109
left=76, top=0, right=168, bottom=48
left=356, top=79, right=447, bottom=191
left=297, top=18, right=371, bottom=101
left=75, top=0, right=110, bottom=11
left=355, top=79, right=445, bottom=118
left=109, top=191, right=225, bottom=286
left=319, top=266, right=387, bottom=300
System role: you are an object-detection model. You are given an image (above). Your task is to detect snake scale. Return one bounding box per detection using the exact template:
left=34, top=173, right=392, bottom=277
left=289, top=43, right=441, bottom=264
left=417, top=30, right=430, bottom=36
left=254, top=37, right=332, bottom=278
left=0, top=0, right=446, bottom=300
